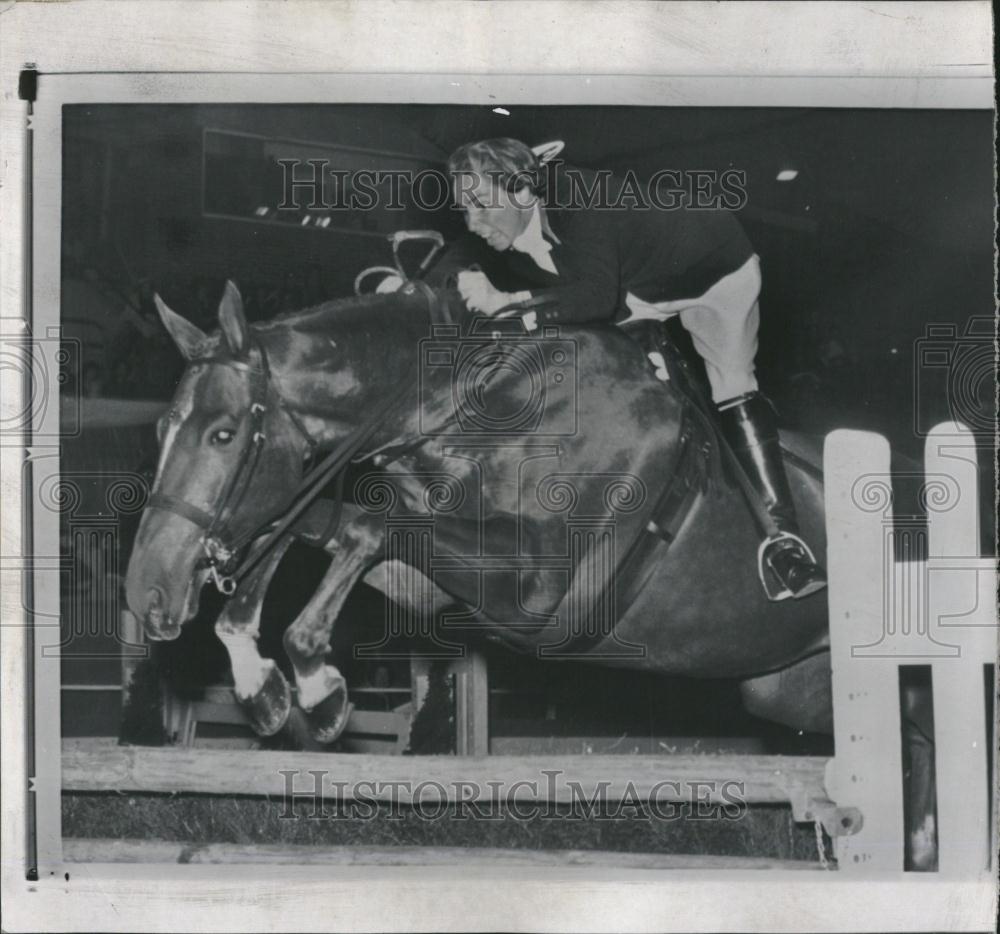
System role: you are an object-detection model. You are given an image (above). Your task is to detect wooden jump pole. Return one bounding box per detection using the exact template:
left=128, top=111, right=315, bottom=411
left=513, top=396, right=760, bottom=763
left=62, top=737, right=831, bottom=810
left=62, top=838, right=824, bottom=870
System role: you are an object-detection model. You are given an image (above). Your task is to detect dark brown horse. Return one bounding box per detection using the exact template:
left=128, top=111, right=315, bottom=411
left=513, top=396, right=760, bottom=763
left=123, top=281, right=934, bottom=867
left=126, top=279, right=833, bottom=731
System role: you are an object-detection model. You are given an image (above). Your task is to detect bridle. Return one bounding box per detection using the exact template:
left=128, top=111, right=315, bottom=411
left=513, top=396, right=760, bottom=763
left=144, top=282, right=446, bottom=596
left=145, top=339, right=301, bottom=594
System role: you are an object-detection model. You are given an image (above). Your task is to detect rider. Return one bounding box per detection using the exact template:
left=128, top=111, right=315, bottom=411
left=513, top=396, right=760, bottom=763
left=446, top=137, right=826, bottom=600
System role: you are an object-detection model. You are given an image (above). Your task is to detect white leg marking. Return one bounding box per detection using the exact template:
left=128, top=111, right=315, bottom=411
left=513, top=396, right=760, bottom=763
left=296, top=663, right=346, bottom=711
left=216, top=629, right=271, bottom=699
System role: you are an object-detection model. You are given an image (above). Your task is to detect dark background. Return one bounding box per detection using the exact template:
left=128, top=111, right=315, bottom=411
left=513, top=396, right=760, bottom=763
left=58, top=104, right=995, bottom=740
left=62, top=104, right=995, bottom=458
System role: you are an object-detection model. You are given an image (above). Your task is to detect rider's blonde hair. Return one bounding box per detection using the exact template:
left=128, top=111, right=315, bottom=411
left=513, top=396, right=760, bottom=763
left=447, top=138, right=543, bottom=196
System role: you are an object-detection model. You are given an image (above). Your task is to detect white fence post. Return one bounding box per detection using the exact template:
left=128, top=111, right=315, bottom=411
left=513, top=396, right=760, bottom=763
left=824, top=424, right=996, bottom=875
left=924, top=423, right=996, bottom=877
left=824, top=429, right=905, bottom=871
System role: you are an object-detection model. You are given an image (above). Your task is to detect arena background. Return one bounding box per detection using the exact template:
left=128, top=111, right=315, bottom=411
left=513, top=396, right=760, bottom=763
left=57, top=104, right=995, bottom=743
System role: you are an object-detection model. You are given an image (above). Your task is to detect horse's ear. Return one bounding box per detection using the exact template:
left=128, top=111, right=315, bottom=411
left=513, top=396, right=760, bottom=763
left=218, top=280, right=249, bottom=359
left=153, top=294, right=207, bottom=361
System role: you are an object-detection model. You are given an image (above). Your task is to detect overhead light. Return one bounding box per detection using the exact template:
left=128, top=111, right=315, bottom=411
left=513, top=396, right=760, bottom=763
left=776, top=169, right=799, bottom=182
left=492, top=107, right=511, bottom=116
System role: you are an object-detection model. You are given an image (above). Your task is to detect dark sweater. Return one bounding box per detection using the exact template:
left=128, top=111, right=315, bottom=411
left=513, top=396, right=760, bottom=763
left=501, top=167, right=754, bottom=325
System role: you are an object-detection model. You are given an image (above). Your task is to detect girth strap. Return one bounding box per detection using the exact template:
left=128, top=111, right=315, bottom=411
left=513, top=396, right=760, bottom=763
left=546, top=401, right=712, bottom=657
left=645, top=405, right=711, bottom=544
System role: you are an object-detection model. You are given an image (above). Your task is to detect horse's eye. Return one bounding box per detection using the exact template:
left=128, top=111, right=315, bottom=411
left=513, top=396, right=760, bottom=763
left=210, top=428, right=236, bottom=446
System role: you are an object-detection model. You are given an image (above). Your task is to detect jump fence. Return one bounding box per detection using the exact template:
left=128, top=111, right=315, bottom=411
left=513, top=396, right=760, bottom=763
left=61, top=423, right=997, bottom=873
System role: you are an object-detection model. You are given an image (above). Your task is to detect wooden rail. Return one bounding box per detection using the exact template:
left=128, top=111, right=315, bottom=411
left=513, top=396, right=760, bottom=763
left=63, top=838, right=823, bottom=870
left=62, top=738, right=829, bottom=807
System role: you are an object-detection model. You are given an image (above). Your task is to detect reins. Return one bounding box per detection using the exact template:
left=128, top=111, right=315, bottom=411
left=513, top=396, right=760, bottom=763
left=219, top=360, right=419, bottom=592
left=221, top=289, right=592, bottom=594
left=147, top=282, right=448, bottom=596
left=147, top=276, right=638, bottom=599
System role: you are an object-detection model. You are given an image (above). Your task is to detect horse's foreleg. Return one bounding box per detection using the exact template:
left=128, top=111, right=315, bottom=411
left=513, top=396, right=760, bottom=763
left=214, top=536, right=296, bottom=736
left=282, top=512, right=386, bottom=744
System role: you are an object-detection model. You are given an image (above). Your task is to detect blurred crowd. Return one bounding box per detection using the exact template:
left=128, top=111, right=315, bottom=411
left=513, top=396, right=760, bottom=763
left=61, top=250, right=334, bottom=401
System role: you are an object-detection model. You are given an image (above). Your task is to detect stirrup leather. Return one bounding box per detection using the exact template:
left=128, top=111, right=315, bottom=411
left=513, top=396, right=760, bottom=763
left=756, top=530, right=821, bottom=603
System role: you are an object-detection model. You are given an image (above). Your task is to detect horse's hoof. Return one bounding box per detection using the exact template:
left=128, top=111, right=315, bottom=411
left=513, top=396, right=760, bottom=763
left=241, top=661, right=292, bottom=736
left=281, top=708, right=330, bottom=751
left=305, top=685, right=354, bottom=745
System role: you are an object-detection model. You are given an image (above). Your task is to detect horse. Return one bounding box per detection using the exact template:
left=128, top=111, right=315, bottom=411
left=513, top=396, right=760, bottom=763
left=123, top=280, right=935, bottom=868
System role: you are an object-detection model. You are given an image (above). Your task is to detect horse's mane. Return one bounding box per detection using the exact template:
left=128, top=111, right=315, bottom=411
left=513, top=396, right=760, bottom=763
left=253, top=288, right=433, bottom=336
left=185, top=287, right=451, bottom=366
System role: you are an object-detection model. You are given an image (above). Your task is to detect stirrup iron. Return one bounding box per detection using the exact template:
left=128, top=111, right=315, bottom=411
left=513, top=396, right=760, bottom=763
left=756, top=530, right=821, bottom=603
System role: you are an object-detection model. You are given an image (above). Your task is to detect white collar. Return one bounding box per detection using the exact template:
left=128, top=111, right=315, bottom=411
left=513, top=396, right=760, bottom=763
left=511, top=203, right=550, bottom=255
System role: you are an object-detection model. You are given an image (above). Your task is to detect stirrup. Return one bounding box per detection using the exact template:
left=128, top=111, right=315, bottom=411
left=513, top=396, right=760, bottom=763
left=756, top=531, right=822, bottom=603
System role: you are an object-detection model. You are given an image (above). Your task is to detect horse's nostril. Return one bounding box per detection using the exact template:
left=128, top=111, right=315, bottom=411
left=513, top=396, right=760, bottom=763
left=147, top=586, right=164, bottom=611
left=143, top=585, right=178, bottom=639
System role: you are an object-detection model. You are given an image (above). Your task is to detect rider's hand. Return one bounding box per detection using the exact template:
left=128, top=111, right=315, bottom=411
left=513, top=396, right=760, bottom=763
left=457, top=270, right=510, bottom=316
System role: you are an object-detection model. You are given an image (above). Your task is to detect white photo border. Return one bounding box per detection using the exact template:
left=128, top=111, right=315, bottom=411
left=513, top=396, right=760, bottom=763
left=1, top=3, right=995, bottom=932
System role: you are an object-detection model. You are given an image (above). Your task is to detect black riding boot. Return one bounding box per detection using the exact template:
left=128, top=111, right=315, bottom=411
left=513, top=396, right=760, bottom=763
left=719, top=392, right=827, bottom=600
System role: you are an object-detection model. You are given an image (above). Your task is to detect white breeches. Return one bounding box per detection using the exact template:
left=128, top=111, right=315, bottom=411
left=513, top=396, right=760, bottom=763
left=621, top=255, right=762, bottom=404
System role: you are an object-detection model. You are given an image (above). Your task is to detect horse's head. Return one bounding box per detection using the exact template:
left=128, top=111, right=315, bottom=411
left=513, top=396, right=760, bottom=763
left=125, top=282, right=311, bottom=640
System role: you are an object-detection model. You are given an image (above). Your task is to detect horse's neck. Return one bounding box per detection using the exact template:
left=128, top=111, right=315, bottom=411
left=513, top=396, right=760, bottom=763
left=260, top=298, right=425, bottom=448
